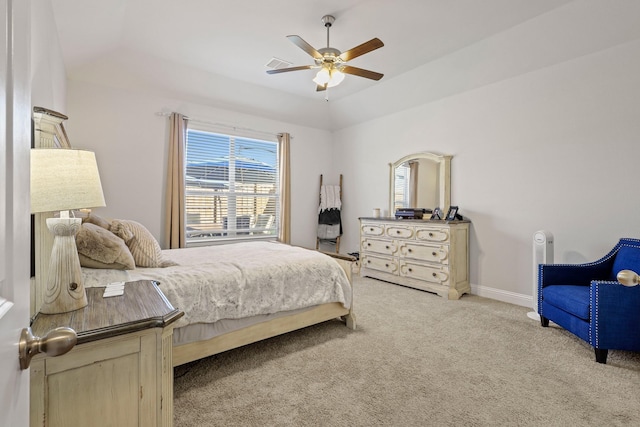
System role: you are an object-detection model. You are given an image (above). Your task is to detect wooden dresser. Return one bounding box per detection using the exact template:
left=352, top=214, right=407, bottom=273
left=30, top=280, right=183, bottom=427
left=359, top=217, right=470, bottom=299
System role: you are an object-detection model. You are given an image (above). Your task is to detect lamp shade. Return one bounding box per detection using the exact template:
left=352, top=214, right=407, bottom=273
left=313, top=68, right=331, bottom=86
left=31, top=149, right=106, bottom=213
left=327, top=69, right=345, bottom=88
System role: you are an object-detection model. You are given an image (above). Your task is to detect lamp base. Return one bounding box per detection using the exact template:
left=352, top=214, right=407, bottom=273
left=39, top=217, right=87, bottom=314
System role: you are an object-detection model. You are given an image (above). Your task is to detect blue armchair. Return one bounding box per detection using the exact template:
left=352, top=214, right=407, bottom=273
left=538, top=238, right=640, bottom=363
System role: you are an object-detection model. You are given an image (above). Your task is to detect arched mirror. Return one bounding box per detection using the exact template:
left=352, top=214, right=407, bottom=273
left=389, top=152, right=452, bottom=216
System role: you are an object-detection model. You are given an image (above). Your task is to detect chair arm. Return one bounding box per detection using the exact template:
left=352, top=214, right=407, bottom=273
left=539, top=262, right=612, bottom=288
left=589, top=280, right=640, bottom=350
left=617, top=269, right=640, bottom=286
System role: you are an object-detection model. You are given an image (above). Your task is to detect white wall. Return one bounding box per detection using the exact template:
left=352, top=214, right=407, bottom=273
left=334, top=37, right=640, bottom=305
left=54, top=0, right=640, bottom=308
left=31, top=0, right=66, bottom=112
left=64, top=80, right=334, bottom=249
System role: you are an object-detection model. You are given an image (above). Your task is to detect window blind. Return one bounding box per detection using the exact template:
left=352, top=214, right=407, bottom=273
left=393, top=164, right=410, bottom=212
left=185, top=129, right=279, bottom=242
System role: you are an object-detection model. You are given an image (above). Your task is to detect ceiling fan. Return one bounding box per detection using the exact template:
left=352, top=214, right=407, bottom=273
left=266, top=15, right=384, bottom=92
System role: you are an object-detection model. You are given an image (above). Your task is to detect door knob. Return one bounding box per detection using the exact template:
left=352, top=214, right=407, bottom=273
left=19, top=327, right=77, bottom=370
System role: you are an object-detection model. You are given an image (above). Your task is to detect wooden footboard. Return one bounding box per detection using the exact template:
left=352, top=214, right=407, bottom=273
left=172, top=251, right=356, bottom=366
left=173, top=302, right=351, bottom=366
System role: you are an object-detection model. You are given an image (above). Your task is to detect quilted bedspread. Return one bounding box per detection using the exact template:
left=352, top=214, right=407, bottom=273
left=82, top=241, right=352, bottom=329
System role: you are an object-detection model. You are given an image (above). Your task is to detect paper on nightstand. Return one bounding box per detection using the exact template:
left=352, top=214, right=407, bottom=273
left=103, top=290, right=124, bottom=298
left=103, top=282, right=126, bottom=297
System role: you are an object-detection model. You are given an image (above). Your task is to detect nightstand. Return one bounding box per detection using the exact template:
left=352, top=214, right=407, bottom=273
left=29, top=280, right=183, bottom=427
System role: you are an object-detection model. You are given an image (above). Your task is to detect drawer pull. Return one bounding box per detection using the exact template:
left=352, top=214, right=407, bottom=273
left=428, top=232, right=434, bottom=237
left=385, top=263, right=389, bottom=267
left=432, top=272, right=437, bottom=277
left=432, top=252, right=437, bottom=256
left=408, top=268, right=413, bottom=272
left=367, top=260, right=371, bottom=264
left=367, top=243, right=371, bottom=247
left=385, top=245, right=389, bottom=249
left=370, top=228, right=374, bottom=231
left=396, top=230, right=401, bottom=234
left=407, top=248, right=412, bottom=253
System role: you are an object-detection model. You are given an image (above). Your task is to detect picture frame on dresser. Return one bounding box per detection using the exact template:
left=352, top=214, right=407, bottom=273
left=430, top=207, right=442, bottom=220
left=445, top=206, right=459, bottom=221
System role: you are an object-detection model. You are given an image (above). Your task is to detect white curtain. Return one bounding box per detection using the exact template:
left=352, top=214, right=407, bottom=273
left=164, top=113, right=188, bottom=249
left=409, top=160, right=419, bottom=208
left=277, top=133, right=291, bottom=244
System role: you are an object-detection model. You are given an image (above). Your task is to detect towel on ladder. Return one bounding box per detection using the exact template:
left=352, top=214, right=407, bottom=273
left=318, top=185, right=342, bottom=239
left=317, top=223, right=340, bottom=239
left=318, top=185, right=342, bottom=212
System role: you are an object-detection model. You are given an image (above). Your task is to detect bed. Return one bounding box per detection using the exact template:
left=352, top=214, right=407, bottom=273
left=78, top=231, right=356, bottom=367
left=31, top=108, right=356, bottom=367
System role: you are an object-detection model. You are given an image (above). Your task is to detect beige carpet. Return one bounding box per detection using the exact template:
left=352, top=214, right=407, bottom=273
left=174, top=276, right=640, bottom=426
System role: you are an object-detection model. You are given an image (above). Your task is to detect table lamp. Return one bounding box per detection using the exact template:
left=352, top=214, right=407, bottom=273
left=31, top=149, right=106, bottom=314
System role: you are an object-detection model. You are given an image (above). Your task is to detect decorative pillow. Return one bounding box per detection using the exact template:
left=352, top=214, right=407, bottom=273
left=76, top=223, right=135, bottom=270
left=110, top=219, right=176, bottom=268
left=83, top=213, right=112, bottom=230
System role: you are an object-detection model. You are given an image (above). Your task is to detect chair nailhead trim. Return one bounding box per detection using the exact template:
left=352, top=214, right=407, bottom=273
left=591, top=283, right=596, bottom=347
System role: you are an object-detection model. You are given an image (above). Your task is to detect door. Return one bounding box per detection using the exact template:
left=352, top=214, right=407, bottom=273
left=1, top=0, right=32, bottom=426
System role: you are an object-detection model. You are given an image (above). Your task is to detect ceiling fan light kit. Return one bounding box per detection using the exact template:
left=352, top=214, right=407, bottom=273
left=266, top=14, right=384, bottom=94
left=312, top=67, right=344, bottom=88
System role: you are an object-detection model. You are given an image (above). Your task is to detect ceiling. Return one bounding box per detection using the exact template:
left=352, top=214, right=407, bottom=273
left=50, top=0, right=573, bottom=126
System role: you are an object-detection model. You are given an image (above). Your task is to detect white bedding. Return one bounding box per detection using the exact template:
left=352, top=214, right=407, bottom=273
left=82, top=241, right=352, bottom=329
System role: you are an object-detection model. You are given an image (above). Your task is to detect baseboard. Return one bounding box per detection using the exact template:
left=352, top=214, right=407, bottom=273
left=469, top=283, right=532, bottom=308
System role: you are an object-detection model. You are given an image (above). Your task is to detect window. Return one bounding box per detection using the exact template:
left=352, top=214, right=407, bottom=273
left=393, top=163, right=410, bottom=211
left=185, top=128, right=279, bottom=243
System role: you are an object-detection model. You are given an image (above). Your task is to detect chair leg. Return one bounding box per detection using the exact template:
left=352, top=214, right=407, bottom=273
left=594, top=348, right=608, bottom=364
left=540, top=315, right=549, bottom=327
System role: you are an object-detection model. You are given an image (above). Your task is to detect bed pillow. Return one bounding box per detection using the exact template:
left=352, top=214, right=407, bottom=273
left=83, top=212, right=112, bottom=230
left=76, top=223, right=135, bottom=270
left=110, top=219, right=176, bottom=268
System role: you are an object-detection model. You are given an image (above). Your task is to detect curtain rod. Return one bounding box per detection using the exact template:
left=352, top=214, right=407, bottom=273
left=155, top=111, right=290, bottom=139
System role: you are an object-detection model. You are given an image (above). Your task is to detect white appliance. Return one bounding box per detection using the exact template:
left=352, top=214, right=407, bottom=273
left=528, top=230, right=554, bottom=321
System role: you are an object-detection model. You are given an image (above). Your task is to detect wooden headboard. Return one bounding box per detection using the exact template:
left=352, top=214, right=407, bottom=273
left=31, top=107, right=72, bottom=316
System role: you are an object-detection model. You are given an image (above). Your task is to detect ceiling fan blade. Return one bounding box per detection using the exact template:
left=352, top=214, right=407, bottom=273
left=286, top=35, right=323, bottom=60
left=338, top=38, right=384, bottom=62
left=266, top=65, right=313, bottom=75
left=341, top=65, right=384, bottom=81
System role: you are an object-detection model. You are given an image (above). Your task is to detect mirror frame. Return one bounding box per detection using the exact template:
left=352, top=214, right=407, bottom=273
left=389, top=152, right=452, bottom=217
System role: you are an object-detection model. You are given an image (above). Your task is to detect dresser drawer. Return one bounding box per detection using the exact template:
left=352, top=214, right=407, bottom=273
left=415, top=227, right=450, bottom=243
left=386, top=225, right=414, bottom=239
left=399, top=242, right=449, bottom=264
left=362, top=254, right=398, bottom=275
left=362, top=238, right=398, bottom=256
left=399, top=261, right=449, bottom=284
left=361, top=223, right=385, bottom=237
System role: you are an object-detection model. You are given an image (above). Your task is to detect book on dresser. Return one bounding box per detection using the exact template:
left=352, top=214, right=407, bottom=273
left=359, top=217, right=470, bottom=299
